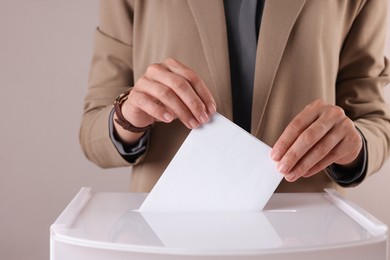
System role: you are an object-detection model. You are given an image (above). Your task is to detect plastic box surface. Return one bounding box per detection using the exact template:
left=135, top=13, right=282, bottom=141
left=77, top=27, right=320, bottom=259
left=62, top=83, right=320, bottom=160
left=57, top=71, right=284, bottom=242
left=50, top=188, right=388, bottom=260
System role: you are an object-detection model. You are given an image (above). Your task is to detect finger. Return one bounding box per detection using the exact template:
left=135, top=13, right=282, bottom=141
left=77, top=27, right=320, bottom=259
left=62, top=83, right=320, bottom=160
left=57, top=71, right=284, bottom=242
left=276, top=112, right=336, bottom=175
left=271, top=101, right=320, bottom=162
left=301, top=141, right=347, bottom=179
left=301, top=156, right=334, bottom=179
left=163, top=58, right=217, bottom=115
left=303, top=140, right=362, bottom=179
left=334, top=121, right=362, bottom=165
left=284, top=126, right=344, bottom=181
left=145, top=62, right=209, bottom=125
left=160, top=61, right=211, bottom=124
left=274, top=101, right=348, bottom=174
left=136, top=76, right=200, bottom=129
left=293, top=120, right=362, bottom=181
left=127, top=87, right=174, bottom=125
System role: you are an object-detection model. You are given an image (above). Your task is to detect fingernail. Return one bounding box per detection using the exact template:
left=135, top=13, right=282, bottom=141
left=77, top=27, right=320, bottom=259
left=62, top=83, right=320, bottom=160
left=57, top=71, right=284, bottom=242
left=163, top=113, right=173, bottom=122
left=278, top=163, right=288, bottom=173
left=208, top=103, right=217, bottom=114
left=189, top=118, right=199, bottom=129
left=200, top=112, right=209, bottom=124
left=285, top=172, right=296, bottom=182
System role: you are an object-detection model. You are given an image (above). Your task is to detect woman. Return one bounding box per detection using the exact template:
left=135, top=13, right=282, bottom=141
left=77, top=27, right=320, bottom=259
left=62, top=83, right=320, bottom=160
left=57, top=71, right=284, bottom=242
left=80, top=0, right=390, bottom=192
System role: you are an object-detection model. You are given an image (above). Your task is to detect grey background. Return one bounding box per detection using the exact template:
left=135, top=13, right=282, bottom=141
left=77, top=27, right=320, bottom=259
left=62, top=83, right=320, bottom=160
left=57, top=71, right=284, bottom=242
left=0, top=1, right=389, bottom=259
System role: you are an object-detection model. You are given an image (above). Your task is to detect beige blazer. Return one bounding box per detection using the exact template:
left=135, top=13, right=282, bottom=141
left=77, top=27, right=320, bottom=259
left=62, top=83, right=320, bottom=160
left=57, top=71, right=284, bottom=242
left=80, top=0, right=390, bottom=193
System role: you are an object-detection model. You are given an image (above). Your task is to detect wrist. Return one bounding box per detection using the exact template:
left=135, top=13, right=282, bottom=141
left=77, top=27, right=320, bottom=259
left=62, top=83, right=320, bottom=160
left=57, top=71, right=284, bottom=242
left=113, top=87, right=154, bottom=133
left=327, top=128, right=367, bottom=187
left=112, top=87, right=154, bottom=145
left=113, top=112, right=145, bottom=145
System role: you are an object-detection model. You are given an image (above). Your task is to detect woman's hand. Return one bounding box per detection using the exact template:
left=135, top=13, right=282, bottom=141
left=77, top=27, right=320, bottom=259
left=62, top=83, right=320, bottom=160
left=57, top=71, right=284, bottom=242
left=114, top=58, right=216, bottom=144
left=271, top=99, right=363, bottom=182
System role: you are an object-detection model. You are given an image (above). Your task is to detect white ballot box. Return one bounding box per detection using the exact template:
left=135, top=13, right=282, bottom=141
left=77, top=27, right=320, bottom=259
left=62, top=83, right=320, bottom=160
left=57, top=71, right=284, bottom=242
left=50, top=188, right=388, bottom=260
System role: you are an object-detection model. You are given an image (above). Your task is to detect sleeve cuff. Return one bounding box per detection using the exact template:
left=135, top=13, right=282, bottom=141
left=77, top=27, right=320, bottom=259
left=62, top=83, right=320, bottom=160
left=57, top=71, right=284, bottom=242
left=326, top=127, right=368, bottom=187
left=108, top=109, right=149, bottom=164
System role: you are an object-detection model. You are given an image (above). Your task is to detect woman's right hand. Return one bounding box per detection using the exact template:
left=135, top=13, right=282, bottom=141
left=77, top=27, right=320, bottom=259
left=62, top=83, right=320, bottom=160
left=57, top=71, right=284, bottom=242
left=113, top=58, right=217, bottom=144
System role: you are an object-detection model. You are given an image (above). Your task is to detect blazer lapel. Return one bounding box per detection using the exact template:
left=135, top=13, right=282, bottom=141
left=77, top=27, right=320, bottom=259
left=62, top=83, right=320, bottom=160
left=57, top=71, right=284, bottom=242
left=187, top=0, right=233, bottom=120
left=252, top=0, right=307, bottom=135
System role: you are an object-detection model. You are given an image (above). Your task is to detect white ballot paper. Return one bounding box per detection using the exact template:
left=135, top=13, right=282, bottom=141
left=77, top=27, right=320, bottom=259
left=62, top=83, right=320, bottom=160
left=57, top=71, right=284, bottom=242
left=139, top=113, right=283, bottom=212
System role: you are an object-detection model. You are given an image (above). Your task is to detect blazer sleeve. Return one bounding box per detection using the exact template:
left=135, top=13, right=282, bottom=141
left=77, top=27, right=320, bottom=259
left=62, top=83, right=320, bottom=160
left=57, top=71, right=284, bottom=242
left=79, top=0, right=140, bottom=168
left=336, top=0, right=390, bottom=177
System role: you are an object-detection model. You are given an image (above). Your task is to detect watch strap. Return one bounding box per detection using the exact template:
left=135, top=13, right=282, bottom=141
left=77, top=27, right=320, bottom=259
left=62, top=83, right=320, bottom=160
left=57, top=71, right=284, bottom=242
left=113, top=88, right=154, bottom=133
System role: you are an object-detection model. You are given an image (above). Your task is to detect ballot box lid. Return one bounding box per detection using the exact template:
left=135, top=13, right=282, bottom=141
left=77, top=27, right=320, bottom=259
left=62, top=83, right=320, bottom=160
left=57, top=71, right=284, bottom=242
left=50, top=188, right=387, bottom=258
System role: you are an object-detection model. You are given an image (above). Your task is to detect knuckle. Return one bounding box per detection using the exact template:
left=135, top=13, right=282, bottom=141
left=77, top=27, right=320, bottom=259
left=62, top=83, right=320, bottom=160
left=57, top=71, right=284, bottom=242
left=345, top=130, right=361, bottom=145
left=286, top=150, right=299, bottom=164
left=344, top=117, right=354, bottom=127
left=289, top=118, right=303, bottom=133
left=310, top=163, right=326, bottom=175
left=164, top=57, right=177, bottom=65
left=135, top=95, right=147, bottom=107
left=301, top=128, right=317, bottom=145
left=152, top=103, right=163, bottom=115
left=330, top=106, right=345, bottom=118
left=352, top=131, right=362, bottom=143
left=171, top=78, right=189, bottom=92
left=184, top=70, right=199, bottom=83
left=294, top=163, right=306, bottom=175
left=326, top=133, right=338, bottom=146
left=275, top=139, right=290, bottom=154
left=314, top=142, right=328, bottom=157
left=339, top=117, right=354, bottom=132
left=315, top=121, right=328, bottom=133
left=146, top=63, right=162, bottom=75
left=313, top=99, right=324, bottom=107
left=158, top=87, right=173, bottom=99
left=135, top=76, right=149, bottom=89
left=190, top=98, right=205, bottom=112
left=327, top=150, right=339, bottom=163
left=175, top=105, right=189, bottom=119
left=308, top=99, right=324, bottom=109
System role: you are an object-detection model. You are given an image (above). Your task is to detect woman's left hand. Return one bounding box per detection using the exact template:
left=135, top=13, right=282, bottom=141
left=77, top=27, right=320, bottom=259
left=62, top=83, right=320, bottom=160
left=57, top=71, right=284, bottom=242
left=270, top=99, right=363, bottom=182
